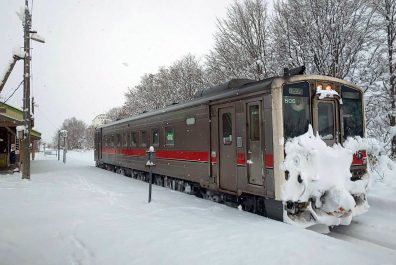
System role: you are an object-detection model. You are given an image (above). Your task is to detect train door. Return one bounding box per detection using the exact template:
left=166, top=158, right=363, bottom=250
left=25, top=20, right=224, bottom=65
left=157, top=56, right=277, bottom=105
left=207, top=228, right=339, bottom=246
left=218, top=106, right=237, bottom=191
left=313, top=98, right=340, bottom=145
left=247, top=101, right=264, bottom=186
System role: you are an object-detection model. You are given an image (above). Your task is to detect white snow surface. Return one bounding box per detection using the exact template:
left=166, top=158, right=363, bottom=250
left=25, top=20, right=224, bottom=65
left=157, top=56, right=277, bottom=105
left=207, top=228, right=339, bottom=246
left=0, top=151, right=395, bottom=264
left=282, top=126, right=359, bottom=203
left=316, top=88, right=340, bottom=99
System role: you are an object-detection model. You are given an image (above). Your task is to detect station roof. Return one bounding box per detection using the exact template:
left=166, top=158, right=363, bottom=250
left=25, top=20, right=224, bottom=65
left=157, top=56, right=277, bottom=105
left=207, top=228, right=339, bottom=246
left=0, top=102, right=41, bottom=140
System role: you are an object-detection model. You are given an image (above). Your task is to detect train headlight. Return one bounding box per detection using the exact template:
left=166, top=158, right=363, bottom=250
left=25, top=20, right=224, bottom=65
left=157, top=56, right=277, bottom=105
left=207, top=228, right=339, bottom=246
left=316, top=84, right=323, bottom=90
left=325, top=84, right=332, bottom=91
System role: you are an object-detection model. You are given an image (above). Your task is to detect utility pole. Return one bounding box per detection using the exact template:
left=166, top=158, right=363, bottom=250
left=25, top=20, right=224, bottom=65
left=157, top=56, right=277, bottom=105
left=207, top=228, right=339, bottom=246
left=22, top=0, right=31, bottom=179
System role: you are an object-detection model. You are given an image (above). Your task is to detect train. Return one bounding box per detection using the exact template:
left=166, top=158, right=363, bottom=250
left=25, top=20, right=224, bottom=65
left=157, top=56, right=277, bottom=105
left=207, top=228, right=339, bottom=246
left=94, top=67, right=368, bottom=227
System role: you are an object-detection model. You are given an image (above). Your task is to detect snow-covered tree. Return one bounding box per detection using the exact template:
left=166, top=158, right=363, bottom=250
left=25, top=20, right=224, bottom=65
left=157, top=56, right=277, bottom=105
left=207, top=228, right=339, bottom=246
left=168, top=54, right=208, bottom=101
left=54, top=117, right=87, bottom=150
left=83, top=125, right=95, bottom=150
left=365, top=0, right=396, bottom=157
left=106, top=106, right=129, bottom=121
left=123, top=54, right=207, bottom=115
left=272, top=0, right=377, bottom=79
left=374, top=0, right=396, bottom=158
left=206, top=0, right=273, bottom=83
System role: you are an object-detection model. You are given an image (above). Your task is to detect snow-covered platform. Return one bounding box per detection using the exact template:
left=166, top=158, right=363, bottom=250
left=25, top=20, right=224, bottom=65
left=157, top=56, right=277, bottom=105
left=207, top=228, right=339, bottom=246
left=0, top=151, right=395, bottom=265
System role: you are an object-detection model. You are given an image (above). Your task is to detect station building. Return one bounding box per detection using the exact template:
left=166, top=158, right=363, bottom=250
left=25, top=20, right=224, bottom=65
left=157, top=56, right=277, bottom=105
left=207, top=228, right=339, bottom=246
left=92, top=114, right=111, bottom=127
left=0, top=102, right=41, bottom=169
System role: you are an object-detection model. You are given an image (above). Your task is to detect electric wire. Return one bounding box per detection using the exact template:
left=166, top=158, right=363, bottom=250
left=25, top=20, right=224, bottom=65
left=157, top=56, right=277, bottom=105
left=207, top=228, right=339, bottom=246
left=0, top=80, right=24, bottom=106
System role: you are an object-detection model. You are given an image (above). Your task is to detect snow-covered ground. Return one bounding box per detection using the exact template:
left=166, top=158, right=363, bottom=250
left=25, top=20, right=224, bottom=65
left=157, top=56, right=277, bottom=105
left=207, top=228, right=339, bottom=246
left=0, top=151, right=395, bottom=265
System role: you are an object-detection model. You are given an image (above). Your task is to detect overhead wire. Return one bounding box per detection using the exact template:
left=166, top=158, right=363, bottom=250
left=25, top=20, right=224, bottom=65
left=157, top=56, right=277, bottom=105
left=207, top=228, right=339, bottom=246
left=0, top=80, right=24, bottom=106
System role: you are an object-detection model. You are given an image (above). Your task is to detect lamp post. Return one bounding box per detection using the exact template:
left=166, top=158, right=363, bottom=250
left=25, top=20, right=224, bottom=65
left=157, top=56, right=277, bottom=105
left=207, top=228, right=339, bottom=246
left=60, top=130, right=68, bottom=164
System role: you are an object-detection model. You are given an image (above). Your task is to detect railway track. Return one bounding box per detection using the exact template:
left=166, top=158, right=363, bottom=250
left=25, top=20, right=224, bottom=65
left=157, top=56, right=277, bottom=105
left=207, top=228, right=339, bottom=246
left=327, top=197, right=396, bottom=254
left=329, top=227, right=396, bottom=253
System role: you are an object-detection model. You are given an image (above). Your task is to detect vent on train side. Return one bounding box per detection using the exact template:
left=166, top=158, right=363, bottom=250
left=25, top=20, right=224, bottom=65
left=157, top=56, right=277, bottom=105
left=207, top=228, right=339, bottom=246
left=194, top=79, right=256, bottom=98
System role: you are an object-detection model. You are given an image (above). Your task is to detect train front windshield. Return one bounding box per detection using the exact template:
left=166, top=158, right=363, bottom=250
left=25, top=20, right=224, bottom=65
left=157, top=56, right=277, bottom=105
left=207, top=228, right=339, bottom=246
left=282, top=82, right=310, bottom=139
left=341, top=86, right=364, bottom=139
left=282, top=82, right=364, bottom=141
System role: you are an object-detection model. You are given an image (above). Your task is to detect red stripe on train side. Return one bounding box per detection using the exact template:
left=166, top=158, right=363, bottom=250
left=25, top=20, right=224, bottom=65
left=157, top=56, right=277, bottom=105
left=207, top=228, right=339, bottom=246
left=264, top=154, right=273, bottom=168
left=237, top=153, right=246, bottom=166
left=120, top=148, right=146, bottom=157
left=102, top=148, right=209, bottom=163
left=211, top=156, right=217, bottom=164
left=102, top=148, right=117, bottom=155
left=156, top=150, right=209, bottom=162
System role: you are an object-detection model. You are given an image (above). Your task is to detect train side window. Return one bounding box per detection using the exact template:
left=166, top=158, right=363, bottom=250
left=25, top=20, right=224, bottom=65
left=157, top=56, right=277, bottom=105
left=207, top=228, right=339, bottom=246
left=141, top=131, right=148, bottom=148
left=222, top=112, right=232, bottom=144
left=111, top=135, right=114, bottom=147
left=131, top=132, right=137, bottom=147
left=152, top=129, right=159, bottom=146
left=123, top=133, right=128, bottom=147
left=116, top=134, right=121, bottom=147
left=165, top=128, right=175, bottom=146
left=127, top=133, right=131, bottom=147
left=249, top=105, right=260, bottom=141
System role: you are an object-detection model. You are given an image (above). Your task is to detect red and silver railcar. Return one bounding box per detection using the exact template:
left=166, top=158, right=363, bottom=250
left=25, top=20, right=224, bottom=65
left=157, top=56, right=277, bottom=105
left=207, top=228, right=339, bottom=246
left=94, top=70, right=367, bottom=226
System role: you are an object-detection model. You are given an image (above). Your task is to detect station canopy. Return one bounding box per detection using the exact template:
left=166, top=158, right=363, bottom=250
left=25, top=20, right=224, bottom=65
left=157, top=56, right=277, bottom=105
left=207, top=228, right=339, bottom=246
left=0, top=103, right=41, bottom=140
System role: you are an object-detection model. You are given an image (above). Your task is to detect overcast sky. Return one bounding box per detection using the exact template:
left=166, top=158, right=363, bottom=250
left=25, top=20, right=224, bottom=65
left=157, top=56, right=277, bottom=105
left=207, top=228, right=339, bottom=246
left=0, top=0, right=230, bottom=142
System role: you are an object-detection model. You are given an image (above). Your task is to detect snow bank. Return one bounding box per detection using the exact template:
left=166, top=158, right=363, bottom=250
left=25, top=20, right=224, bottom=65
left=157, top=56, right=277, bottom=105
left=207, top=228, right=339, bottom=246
left=281, top=126, right=368, bottom=227
left=0, top=151, right=395, bottom=265
left=365, top=137, right=396, bottom=190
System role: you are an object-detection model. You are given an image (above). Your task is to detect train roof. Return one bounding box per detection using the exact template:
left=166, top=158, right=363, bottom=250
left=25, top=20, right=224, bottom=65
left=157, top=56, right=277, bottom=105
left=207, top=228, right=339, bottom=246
left=98, top=74, right=362, bottom=129
left=98, top=76, right=275, bottom=129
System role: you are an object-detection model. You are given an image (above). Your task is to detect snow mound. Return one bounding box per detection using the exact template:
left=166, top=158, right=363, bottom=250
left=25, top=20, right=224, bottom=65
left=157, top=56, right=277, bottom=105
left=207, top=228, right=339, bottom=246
left=316, top=88, right=339, bottom=100
left=281, top=125, right=368, bottom=227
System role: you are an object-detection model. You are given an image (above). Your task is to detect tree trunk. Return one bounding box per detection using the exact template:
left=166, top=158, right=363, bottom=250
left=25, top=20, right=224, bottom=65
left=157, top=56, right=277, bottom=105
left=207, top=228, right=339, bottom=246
left=384, top=0, right=396, bottom=158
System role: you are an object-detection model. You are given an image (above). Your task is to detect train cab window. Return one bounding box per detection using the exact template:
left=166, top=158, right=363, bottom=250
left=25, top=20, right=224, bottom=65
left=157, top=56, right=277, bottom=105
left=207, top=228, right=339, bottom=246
left=222, top=112, right=232, bottom=145
left=318, top=102, right=335, bottom=140
left=141, top=131, right=148, bottom=148
left=283, top=82, right=310, bottom=139
left=131, top=132, right=137, bottom=147
left=165, top=128, right=175, bottom=146
left=152, top=129, right=159, bottom=146
left=342, top=86, right=364, bottom=139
